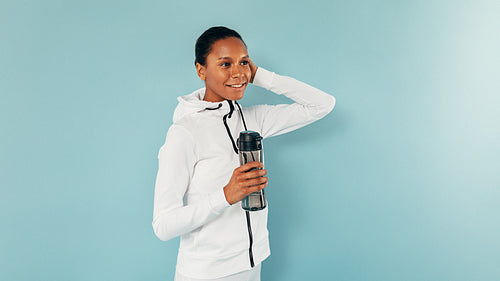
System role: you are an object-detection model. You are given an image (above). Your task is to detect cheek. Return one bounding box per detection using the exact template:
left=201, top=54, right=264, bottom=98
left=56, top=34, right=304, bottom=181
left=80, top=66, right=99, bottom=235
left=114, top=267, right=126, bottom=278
left=206, top=70, right=226, bottom=85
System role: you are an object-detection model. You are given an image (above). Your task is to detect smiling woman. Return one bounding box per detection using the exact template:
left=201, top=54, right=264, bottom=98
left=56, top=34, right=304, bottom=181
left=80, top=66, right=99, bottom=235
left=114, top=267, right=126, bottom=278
left=196, top=36, right=254, bottom=102
left=152, top=26, right=336, bottom=281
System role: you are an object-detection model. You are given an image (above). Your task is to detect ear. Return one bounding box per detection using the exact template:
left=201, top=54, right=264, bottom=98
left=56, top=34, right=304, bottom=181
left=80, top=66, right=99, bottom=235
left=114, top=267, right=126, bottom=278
left=196, top=63, right=206, bottom=81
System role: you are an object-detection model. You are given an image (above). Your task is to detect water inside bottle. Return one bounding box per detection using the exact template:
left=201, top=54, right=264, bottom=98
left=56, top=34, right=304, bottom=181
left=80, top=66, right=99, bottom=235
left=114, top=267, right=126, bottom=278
left=242, top=191, right=266, bottom=211
left=239, top=150, right=266, bottom=211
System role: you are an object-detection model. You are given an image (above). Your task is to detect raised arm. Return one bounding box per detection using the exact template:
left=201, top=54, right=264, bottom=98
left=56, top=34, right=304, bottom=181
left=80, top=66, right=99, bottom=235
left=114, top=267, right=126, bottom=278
left=247, top=65, right=336, bottom=139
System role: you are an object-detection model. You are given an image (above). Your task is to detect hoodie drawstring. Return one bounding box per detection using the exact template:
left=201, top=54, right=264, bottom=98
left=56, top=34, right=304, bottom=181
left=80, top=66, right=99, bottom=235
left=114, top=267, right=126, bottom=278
left=235, top=101, right=248, bottom=131
left=222, top=100, right=248, bottom=154
left=205, top=103, right=222, bottom=110
left=222, top=100, right=238, bottom=154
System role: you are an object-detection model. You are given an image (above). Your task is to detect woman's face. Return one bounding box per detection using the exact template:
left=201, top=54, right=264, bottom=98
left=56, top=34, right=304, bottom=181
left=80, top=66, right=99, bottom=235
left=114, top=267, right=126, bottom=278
left=196, top=37, right=251, bottom=102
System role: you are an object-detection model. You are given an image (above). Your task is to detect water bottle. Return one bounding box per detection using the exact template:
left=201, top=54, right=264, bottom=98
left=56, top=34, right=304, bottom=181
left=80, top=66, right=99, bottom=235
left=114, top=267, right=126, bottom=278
left=238, top=131, right=267, bottom=211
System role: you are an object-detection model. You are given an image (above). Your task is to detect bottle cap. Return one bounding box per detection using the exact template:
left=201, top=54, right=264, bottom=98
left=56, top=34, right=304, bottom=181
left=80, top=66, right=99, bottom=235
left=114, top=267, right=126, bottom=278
left=238, top=131, right=262, bottom=151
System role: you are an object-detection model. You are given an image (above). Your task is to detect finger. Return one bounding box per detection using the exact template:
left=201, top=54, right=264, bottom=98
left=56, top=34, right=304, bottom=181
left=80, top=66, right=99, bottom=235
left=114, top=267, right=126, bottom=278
left=241, top=169, right=267, bottom=180
left=237, top=161, right=264, bottom=173
left=246, top=181, right=268, bottom=194
left=243, top=176, right=268, bottom=188
left=250, top=59, right=258, bottom=70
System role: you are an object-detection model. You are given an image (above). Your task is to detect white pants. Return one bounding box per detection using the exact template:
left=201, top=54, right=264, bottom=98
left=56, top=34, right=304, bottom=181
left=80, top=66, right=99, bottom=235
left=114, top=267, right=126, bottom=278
left=174, top=263, right=261, bottom=281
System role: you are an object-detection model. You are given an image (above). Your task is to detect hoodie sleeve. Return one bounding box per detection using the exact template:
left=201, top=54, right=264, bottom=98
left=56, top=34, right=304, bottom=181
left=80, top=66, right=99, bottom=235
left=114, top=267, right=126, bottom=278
left=152, top=125, right=229, bottom=242
left=249, top=67, right=336, bottom=139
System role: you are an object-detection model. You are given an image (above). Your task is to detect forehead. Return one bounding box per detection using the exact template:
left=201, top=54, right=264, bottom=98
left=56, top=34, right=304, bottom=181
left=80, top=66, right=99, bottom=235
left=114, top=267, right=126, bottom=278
left=208, top=37, right=248, bottom=59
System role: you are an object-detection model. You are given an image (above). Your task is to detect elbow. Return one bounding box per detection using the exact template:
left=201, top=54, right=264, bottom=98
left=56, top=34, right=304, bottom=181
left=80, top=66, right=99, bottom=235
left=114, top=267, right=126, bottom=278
left=152, top=220, right=174, bottom=242
left=325, top=94, right=336, bottom=115
left=314, top=94, right=336, bottom=119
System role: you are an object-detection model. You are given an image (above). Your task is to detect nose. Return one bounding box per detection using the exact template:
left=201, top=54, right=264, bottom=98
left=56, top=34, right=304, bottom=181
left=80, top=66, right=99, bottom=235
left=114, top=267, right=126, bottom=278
left=230, top=64, right=244, bottom=78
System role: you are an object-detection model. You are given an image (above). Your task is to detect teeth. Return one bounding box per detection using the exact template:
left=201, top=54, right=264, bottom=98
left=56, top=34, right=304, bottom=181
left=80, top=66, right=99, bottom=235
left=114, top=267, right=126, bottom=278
left=228, top=84, right=244, bottom=88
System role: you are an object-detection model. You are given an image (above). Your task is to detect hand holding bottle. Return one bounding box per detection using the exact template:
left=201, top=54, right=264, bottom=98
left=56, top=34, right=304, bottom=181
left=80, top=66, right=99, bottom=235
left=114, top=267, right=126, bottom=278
left=223, top=161, right=268, bottom=205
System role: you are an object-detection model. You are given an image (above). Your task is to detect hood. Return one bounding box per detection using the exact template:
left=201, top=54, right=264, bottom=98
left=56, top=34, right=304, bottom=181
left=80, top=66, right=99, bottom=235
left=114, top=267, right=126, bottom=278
left=173, top=88, right=230, bottom=122
left=173, top=88, right=246, bottom=154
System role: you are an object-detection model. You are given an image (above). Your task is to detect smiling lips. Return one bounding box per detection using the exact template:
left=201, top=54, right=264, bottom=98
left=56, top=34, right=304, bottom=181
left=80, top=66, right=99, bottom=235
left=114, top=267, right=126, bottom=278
left=226, top=82, right=246, bottom=88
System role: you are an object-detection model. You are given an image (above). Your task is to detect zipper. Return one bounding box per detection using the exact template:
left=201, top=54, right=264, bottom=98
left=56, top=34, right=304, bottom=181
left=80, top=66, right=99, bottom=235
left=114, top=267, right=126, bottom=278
left=221, top=100, right=255, bottom=268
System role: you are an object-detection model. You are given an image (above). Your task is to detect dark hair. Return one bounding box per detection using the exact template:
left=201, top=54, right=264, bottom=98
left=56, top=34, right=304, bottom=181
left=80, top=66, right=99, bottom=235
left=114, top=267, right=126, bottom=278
left=195, top=26, right=246, bottom=66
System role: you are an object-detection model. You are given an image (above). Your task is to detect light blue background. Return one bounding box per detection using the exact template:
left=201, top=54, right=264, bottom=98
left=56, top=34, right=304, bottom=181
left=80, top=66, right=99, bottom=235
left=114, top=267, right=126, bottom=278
left=1, top=0, right=499, bottom=280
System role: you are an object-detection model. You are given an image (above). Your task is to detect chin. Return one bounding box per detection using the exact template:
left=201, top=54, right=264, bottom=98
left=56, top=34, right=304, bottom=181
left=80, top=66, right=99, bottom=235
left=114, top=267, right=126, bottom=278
left=232, top=94, right=244, bottom=101
left=224, top=88, right=246, bottom=101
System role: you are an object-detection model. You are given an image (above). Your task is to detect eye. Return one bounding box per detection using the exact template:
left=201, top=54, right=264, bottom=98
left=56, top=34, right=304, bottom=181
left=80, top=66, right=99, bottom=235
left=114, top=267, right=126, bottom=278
left=241, top=60, right=249, bottom=66
left=221, top=62, right=231, bottom=67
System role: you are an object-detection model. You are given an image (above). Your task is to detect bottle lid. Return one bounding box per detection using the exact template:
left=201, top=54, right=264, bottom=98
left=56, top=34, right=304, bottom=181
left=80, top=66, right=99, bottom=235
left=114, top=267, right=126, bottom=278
left=238, top=131, right=262, bottom=151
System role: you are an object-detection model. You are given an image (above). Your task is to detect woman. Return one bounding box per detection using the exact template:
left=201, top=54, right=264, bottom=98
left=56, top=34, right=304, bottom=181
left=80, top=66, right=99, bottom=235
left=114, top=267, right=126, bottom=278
left=153, top=26, right=335, bottom=281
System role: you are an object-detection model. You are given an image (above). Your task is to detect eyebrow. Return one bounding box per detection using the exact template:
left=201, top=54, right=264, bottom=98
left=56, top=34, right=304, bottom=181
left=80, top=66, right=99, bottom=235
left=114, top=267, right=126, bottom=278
left=217, top=55, right=249, bottom=60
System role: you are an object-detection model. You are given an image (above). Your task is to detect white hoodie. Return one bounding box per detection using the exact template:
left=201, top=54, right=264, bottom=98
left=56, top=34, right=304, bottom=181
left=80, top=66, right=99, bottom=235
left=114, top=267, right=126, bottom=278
left=153, top=67, right=335, bottom=279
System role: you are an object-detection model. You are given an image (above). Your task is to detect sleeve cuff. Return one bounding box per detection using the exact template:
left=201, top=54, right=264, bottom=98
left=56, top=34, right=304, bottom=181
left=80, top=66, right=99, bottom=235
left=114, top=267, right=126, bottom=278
left=208, top=189, right=230, bottom=214
left=252, top=67, right=275, bottom=91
